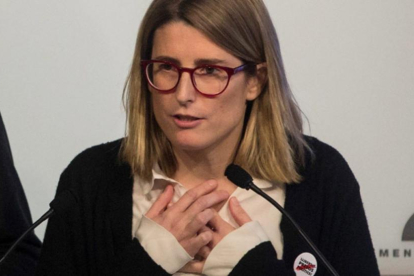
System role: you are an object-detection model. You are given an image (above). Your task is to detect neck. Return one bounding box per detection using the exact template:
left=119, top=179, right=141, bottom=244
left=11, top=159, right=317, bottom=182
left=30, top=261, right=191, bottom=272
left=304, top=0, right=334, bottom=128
left=172, top=142, right=239, bottom=190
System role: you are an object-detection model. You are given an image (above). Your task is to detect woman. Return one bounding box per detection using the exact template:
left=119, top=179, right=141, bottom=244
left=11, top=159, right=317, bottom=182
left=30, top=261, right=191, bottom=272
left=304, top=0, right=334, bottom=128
left=36, top=0, right=380, bottom=275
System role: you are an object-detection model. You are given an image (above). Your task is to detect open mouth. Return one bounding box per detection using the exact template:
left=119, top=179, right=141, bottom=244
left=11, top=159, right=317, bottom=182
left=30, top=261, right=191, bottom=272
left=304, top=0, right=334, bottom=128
left=172, top=114, right=203, bottom=128
left=174, top=115, right=200, bottom=121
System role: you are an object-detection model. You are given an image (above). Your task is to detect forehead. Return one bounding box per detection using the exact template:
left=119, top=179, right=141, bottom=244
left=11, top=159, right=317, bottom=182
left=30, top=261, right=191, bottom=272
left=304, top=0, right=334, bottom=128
left=151, top=21, right=240, bottom=66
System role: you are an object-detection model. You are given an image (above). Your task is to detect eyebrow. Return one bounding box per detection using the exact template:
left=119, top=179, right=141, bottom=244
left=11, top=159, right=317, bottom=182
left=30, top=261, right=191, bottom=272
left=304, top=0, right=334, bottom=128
left=152, top=56, right=180, bottom=65
left=194, top=58, right=226, bottom=66
left=152, top=56, right=227, bottom=67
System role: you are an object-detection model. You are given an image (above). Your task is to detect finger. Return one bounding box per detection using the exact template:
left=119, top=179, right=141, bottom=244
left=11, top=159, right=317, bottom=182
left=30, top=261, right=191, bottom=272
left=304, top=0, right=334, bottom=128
left=145, top=185, right=174, bottom=218
left=207, top=210, right=234, bottom=246
left=179, top=260, right=205, bottom=274
left=172, top=180, right=218, bottom=212
left=198, top=225, right=211, bottom=234
left=184, top=208, right=214, bottom=236
left=182, top=230, right=212, bottom=257
left=229, top=197, right=252, bottom=226
left=186, top=190, right=229, bottom=218
left=197, top=226, right=214, bottom=249
left=197, top=245, right=211, bottom=259
left=207, top=209, right=232, bottom=232
left=208, top=208, right=222, bottom=230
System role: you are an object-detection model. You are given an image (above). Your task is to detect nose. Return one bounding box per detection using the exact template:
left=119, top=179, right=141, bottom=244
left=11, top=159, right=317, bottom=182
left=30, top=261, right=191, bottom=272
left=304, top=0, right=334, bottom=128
left=175, top=71, right=196, bottom=105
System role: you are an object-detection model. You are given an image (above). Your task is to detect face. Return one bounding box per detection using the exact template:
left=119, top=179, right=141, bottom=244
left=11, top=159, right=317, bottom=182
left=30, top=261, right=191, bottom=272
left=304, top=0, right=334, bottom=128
left=150, top=21, right=261, bottom=156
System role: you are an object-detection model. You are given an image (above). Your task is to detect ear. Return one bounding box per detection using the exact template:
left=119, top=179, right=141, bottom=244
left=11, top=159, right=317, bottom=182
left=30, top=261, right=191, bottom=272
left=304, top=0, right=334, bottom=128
left=246, top=63, right=267, bottom=101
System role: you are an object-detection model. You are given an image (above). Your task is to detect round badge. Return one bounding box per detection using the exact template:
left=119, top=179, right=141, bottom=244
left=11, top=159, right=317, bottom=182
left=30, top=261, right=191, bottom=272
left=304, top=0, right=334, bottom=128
left=293, top=252, right=317, bottom=276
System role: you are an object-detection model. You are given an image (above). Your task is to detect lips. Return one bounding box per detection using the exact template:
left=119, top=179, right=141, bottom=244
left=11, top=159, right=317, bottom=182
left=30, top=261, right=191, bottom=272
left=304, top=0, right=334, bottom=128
left=174, top=115, right=200, bottom=121
left=172, top=114, right=203, bottom=128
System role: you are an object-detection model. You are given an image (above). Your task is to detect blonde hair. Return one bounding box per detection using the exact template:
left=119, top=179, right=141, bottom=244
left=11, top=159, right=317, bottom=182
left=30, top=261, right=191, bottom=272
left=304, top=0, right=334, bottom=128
left=121, top=0, right=309, bottom=183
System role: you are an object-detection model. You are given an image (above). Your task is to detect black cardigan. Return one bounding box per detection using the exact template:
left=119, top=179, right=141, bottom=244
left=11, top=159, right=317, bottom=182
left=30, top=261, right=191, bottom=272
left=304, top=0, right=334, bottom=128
left=36, top=137, right=380, bottom=276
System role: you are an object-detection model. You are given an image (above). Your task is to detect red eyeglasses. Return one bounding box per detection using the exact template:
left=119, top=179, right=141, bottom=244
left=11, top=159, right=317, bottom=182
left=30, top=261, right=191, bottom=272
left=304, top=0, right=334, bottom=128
left=141, top=60, right=252, bottom=97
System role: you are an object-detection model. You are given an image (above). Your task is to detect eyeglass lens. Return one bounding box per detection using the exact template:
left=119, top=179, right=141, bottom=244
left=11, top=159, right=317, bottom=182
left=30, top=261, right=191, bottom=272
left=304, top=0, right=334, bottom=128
left=146, top=61, right=229, bottom=95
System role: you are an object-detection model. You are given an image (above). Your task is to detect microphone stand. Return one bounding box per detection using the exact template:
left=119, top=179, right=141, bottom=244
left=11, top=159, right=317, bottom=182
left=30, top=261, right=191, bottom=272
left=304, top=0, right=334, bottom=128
left=1, top=189, right=76, bottom=266
left=247, top=182, right=340, bottom=276
left=0, top=209, right=54, bottom=265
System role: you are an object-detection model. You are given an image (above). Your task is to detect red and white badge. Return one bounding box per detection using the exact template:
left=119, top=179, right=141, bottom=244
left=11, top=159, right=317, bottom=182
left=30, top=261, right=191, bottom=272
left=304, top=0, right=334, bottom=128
left=293, top=252, right=317, bottom=276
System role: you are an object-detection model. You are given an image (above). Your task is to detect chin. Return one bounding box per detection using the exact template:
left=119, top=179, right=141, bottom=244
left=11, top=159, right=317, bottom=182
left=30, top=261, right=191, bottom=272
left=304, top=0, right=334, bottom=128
left=171, top=134, right=212, bottom=152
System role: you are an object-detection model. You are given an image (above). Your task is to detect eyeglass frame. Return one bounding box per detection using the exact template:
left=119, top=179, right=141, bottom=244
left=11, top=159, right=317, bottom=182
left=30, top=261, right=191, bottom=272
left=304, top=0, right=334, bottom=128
left=140, top=59, right=255, bottom=97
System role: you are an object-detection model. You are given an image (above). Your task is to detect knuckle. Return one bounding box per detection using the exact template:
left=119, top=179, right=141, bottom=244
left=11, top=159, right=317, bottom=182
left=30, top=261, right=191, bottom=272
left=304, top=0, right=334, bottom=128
left=195, top=197, right=208, bottom=208
left=210, top=207, right=218, bottom=215
left=163, top=216, right=176, bottom=228
left=200, top=231, right=212, bottom=243
left=196, top=213, right=208, bottom=224
left=185, top=189, right=198, bottom=201
left=204, top=208, right=213, bottom=218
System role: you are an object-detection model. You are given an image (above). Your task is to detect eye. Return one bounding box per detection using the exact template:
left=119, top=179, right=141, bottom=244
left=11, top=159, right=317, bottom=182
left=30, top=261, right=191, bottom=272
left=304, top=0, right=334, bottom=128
left=205, top=66, right=217, bottom=74
left=198, top=66, right=219, bottom=75
left=158, top=63, right=174, bottom=71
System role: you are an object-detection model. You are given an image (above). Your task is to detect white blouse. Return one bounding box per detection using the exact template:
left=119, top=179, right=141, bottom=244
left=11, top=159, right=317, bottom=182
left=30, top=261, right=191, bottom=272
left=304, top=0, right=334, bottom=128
left=132, top=165, right=285, bottom=276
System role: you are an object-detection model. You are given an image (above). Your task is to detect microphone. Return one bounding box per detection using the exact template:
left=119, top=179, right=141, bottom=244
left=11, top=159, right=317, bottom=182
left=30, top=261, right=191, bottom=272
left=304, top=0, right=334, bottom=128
left=0, top=189, right=78, bottom=266
left=225, top=164, right=340, bottom=276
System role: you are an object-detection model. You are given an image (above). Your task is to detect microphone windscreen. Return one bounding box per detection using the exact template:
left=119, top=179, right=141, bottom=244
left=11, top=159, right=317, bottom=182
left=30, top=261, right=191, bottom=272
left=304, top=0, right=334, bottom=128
left=225, top=164, right=253, bottom=189
left=49, top=189, right=78, bottom=215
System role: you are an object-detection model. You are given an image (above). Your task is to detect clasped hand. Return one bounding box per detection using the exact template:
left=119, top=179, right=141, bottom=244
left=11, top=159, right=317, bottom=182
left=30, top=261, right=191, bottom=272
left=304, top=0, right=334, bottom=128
left=145, top=180, right=252, bottom=273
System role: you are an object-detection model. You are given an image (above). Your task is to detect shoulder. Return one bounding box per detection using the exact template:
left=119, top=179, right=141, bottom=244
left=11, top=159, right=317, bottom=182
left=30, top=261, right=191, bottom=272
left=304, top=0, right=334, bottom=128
left=56, top=138, right=129, bottom=194
left=303, top=136, right=353, bottom=174
left=304, top=135, right=346, bottom=166
left=65, top=139, right=124, bottom=172
left=285, top=136, right=363, bottom=231
left=298, top=136, right=359, bottom=193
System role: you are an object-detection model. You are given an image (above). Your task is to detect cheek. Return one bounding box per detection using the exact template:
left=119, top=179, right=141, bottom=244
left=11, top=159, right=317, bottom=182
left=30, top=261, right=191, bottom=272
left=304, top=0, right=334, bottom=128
left=213, top=94, right=247, bottom=127
left=151, top=94, right=170, bottom=128
left=151, top=96, right=161, bottom=120
left=222, top=83, right=249, bottom=116
left=151, top=93, right=170, bottom=114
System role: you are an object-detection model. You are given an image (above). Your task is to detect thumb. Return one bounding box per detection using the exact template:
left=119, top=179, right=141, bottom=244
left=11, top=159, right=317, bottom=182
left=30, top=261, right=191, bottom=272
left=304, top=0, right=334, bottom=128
left=146, top=185, right=174, bottom=218
left=179, top=260, right=205, bottom=274
left=228, top=197, right=251, bottom=226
